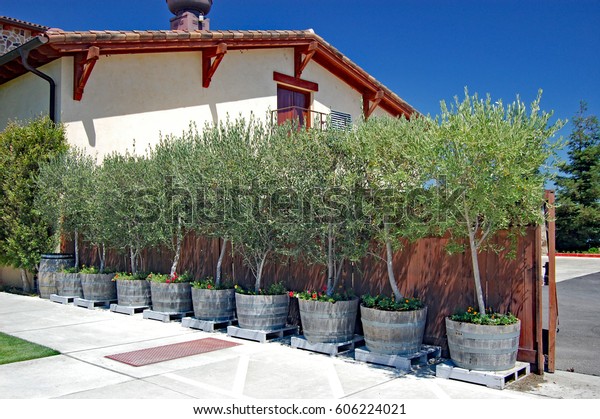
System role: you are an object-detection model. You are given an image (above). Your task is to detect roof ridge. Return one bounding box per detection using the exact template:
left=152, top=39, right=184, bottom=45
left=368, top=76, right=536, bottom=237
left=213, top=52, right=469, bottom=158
left=0, top=16, right=49, bottom=31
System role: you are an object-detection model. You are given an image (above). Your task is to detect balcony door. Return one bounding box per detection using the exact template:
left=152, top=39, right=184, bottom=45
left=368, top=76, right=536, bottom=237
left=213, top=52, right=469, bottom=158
left=277, top=85, right=311, bottom=127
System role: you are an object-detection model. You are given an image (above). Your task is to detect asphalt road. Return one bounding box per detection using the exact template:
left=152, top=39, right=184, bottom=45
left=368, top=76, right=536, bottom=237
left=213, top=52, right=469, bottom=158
left=551, top=257, right=600, bottom=376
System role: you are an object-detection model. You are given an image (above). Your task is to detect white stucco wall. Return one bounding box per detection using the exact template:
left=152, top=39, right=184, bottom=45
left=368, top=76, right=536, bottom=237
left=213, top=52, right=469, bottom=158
left=60, top=49, right=298, bottom=157
left=302, top=59, right=364, bottom=124
left=1, top=47, right=396, bottom=156
left=0, top=60, right=62, bottom=130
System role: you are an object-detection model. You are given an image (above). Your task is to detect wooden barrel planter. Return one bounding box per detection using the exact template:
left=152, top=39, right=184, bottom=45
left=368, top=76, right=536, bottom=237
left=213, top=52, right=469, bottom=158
left=55, top=273, right=83, bottom=298
left=116, top=279, right=152, bottom=307
left=298, top=298, right=359, bottom=344
left=235, top=293, right=289, bottom=331
left=191, top=288, right=236, bottom=321
left=445, top=317, right=521, bottom=371
left=38, top=253, right=74, bottom=298
left=80, top=273, right=117, bottom=301
left=150, top=281, right=192, bottom=313
left=360, top=305, right=427, bottom=355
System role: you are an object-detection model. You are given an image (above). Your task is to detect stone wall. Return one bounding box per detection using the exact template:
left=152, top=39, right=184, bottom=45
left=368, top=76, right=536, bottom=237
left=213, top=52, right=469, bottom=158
left=0, top=23, right=34, bottom=55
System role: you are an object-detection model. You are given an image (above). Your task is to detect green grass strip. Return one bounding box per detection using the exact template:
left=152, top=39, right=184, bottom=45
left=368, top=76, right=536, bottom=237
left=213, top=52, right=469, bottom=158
left=0, top=332, right=60, bottom=365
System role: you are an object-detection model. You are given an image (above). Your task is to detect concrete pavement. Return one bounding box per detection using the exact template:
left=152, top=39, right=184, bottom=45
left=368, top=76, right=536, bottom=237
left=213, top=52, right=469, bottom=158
left=1, top=290, right=600, bottom=402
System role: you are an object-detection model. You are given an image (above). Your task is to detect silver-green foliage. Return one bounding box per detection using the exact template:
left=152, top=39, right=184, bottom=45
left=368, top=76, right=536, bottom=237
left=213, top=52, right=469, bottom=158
left=97, top=151, right=162, bottom=274
left=433, top=90, right=564, bottom=313
left=352, top=115, right=438, bottom=300
left=36, top=148, right=97, bottom=269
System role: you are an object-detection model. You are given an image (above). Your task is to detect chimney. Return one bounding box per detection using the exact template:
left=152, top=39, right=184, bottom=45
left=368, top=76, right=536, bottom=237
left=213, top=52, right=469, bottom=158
left=167, top=0, right=213, bottom=31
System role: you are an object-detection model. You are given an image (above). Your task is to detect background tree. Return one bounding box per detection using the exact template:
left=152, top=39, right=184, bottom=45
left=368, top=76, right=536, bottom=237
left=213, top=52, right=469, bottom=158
left=555, top=102, right=600, bottom=251
left=0, top=117, right=68, bottom=291
left=434, top=90, right=563, bottom=314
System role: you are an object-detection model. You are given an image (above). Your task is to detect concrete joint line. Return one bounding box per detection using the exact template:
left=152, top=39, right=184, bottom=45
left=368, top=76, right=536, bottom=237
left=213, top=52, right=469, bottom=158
left=326, top=362, right=345, bottom=398
left=163, top=372, right=253, bottom=400
left=410, top=375, right=451, bottom=399
left=232, top=355, right=250, bottom=395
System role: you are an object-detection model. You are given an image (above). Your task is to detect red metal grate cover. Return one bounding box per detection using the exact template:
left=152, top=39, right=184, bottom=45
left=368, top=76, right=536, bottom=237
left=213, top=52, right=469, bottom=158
left=105, top=338, right=241, bottom=367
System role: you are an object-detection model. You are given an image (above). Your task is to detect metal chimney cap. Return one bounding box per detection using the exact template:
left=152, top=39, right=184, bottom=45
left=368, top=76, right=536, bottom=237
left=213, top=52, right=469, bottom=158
left=166, top=0, right=213, bottom=16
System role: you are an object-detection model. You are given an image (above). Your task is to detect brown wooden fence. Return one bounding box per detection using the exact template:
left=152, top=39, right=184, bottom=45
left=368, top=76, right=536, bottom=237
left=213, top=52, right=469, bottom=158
left=75, top=225, right=546, bottom=372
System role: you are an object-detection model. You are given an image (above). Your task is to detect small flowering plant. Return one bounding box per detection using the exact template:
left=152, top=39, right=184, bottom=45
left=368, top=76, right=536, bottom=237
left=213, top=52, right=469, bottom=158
left=234, top=282, right=287, bottom=295
left=113, top=272, right=148, bottom=281
left=191, top=276, right=233, bottom=290
left=361, top=294, right=424, bottom=312
left=450, top=307, right=519, bottom=326
left=147, top=272, right=193, bottom=284
left=291, top=286, right=356, bottom=303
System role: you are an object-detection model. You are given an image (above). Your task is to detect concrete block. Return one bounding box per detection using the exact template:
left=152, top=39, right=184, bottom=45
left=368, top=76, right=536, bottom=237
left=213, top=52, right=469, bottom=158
left=227, top=325, right=298, bottom=343
left=436, top=360, right=530, bottom=390
left=355, top=345, right=441, bottom=371
left=291, top=335, right=365, bottom=356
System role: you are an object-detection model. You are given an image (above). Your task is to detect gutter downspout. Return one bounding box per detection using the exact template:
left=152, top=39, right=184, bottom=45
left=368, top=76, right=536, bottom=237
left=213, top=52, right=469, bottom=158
left=0, top=35, right=55, bottom=122
left=19, top=47, right=56, bottom=123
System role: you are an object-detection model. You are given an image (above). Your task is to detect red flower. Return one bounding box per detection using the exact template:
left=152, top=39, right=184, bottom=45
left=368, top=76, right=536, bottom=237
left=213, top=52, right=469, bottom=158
left=289, top=291, right=295, bottom=297
left=207, top=284, right=212, bottom=289
left=312, top=293, right=317, bottom=299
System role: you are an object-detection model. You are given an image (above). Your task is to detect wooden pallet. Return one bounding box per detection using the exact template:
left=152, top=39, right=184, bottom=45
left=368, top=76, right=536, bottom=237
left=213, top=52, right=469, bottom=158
left=74, top=298, right=117, bottom=310
left=354, top=345, right=441, bottom=371
left=49, top=294, right=76, bottom=304
left=227, top=325, right=298, bottom=343
left=291, top=335, right=365, bottom=356
left=181, top=317, right=238, bottom=332
left=142, top=309, right=194, bottom=323
left=435, top=360, right=530, bottom=390
left=109, top=304, right=149, bottom=315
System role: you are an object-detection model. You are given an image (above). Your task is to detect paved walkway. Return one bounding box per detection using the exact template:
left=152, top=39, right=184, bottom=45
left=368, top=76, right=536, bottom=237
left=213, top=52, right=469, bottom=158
left=1, top=292, right=600, bottom=403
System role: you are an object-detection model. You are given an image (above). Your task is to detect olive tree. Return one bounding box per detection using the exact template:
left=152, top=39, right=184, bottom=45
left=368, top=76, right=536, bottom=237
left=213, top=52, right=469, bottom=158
left=353, top=116, right=436, bottom=300
left=301, top=126, right=372, bottom=297
left=211, top=117, right=312, bottom=292
left=36, top=148, right=97, bottom=270
left=97, top=151, right=161, bottom=274
left=434, top=90, right=564, bottom=314
left=149, top=133, right=196, bottom=277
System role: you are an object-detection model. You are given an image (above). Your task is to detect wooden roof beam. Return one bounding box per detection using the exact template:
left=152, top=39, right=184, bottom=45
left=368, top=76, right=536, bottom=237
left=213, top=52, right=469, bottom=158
left=363, top=90, right=384, bottom=120
left=294, top=41, right=317, bottom=78
left=202, top=43, right=227, bottom=88
left=73, top=46, right=100, bottom=101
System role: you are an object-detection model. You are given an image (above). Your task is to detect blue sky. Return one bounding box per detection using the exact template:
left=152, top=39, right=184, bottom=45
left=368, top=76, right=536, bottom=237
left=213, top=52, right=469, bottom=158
left=2, top=0, right=599, bottom=153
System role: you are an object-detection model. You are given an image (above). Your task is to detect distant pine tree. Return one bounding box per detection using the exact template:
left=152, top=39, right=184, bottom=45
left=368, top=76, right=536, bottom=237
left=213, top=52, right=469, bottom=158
left=555, top=102, right=600, bottom=251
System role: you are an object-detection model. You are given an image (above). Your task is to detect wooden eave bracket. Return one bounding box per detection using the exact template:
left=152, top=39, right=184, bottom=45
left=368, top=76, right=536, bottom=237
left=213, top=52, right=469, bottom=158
left=363, top=90, right=384, bottom=120
left=73, top=46, right=100, bottom=101
left=203, top=43, right=227, bottom=88
left=294, top=41, right=318, bottom=78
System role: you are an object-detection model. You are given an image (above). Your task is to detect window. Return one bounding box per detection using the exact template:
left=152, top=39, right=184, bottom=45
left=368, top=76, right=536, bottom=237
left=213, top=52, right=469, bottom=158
left=277, top=85, right=311, bottom=127
left=273, top=72, right=319, bottom=128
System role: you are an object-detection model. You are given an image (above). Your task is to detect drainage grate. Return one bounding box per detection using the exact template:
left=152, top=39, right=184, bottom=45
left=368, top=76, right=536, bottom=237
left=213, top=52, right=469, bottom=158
left=105, top=338, right=241, bottom=367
